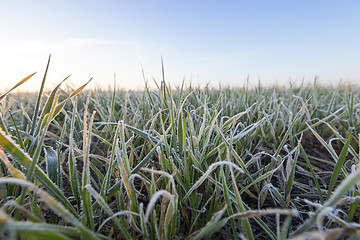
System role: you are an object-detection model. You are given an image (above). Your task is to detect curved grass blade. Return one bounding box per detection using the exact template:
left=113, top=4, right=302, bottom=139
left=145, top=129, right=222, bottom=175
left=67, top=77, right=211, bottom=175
left=6, top=221, right=80, bottom=239
left=226, top=208, right=298, bottom=221
left=189, top=206, right=227, bottom=240
left=0, top=129, right=76, bottom=215
left=51, top=78, right=93, bottom=120
left=125, top=124, right=160, bottom=144
left=115, top=142, right=137, bottom=212
left=102, top=127, right=120, bottom=197
left=285, top=140, right=301, bottom=206
left=300, top=144, right=324, bottom=203
left=8, top=111, right=25, bottom=149
left=230, top=168, right=254, bottom=240
left=0, top=178, right=100, bottom=240
left=85, top=184, right=132, bottom=239
left=206, top=116, right=266, bottom=159
left=44, top=146, right=58, bottom=184
left=69, top=78, right=93, bottom=98
left=183, top=161, right=243, bottom=202
left=131, top=141, right=161, bottom=174
left=0, top=149, right=25, bottom=180
left=273, top=98, right=309, bottom=158
left=327, top=135, right=351, bottom=199
left=305, top=123, right=339, bottom=166
left=291, top=168, right=360, bottom=236
left=0, top=72, right=36, bottom=102
left=220, top=166, right=237, bottom=236
left=221, top=103, right=255, bottom=131
left=34, top=74, right=70, bottom=136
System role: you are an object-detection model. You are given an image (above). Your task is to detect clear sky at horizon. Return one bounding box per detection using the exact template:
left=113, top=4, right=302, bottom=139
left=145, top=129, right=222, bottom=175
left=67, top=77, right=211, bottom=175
left=1, top=0, right=359, bottom=91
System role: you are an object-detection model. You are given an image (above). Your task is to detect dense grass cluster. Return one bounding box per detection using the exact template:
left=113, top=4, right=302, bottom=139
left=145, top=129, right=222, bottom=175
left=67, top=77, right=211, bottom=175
left=1, top=63, right=360, bottom=239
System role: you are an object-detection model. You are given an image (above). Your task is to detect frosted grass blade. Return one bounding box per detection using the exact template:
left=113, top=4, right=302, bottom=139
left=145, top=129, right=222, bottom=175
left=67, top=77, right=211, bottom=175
left=327, top=135, right=351, bottom=199
left=0, top=72, right=36, bottom=102
left=0, top=178, right=100, bottom=240
left=44, top=146, right=58, bottom=184
left=0, top=129, right=76, bottom=215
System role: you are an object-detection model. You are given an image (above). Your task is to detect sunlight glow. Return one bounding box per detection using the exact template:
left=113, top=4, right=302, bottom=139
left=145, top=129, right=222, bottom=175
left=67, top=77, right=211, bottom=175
left=1, top=1, right=359, bottom=92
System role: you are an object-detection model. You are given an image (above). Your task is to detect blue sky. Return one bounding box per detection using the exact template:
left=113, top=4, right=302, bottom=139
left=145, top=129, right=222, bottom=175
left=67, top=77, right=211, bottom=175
left=1, top=1, right=359, bottom=91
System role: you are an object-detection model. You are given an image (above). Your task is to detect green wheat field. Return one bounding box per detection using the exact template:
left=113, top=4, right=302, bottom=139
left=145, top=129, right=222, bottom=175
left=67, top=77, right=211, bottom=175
left=1, top=57, right=360, bottom=239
